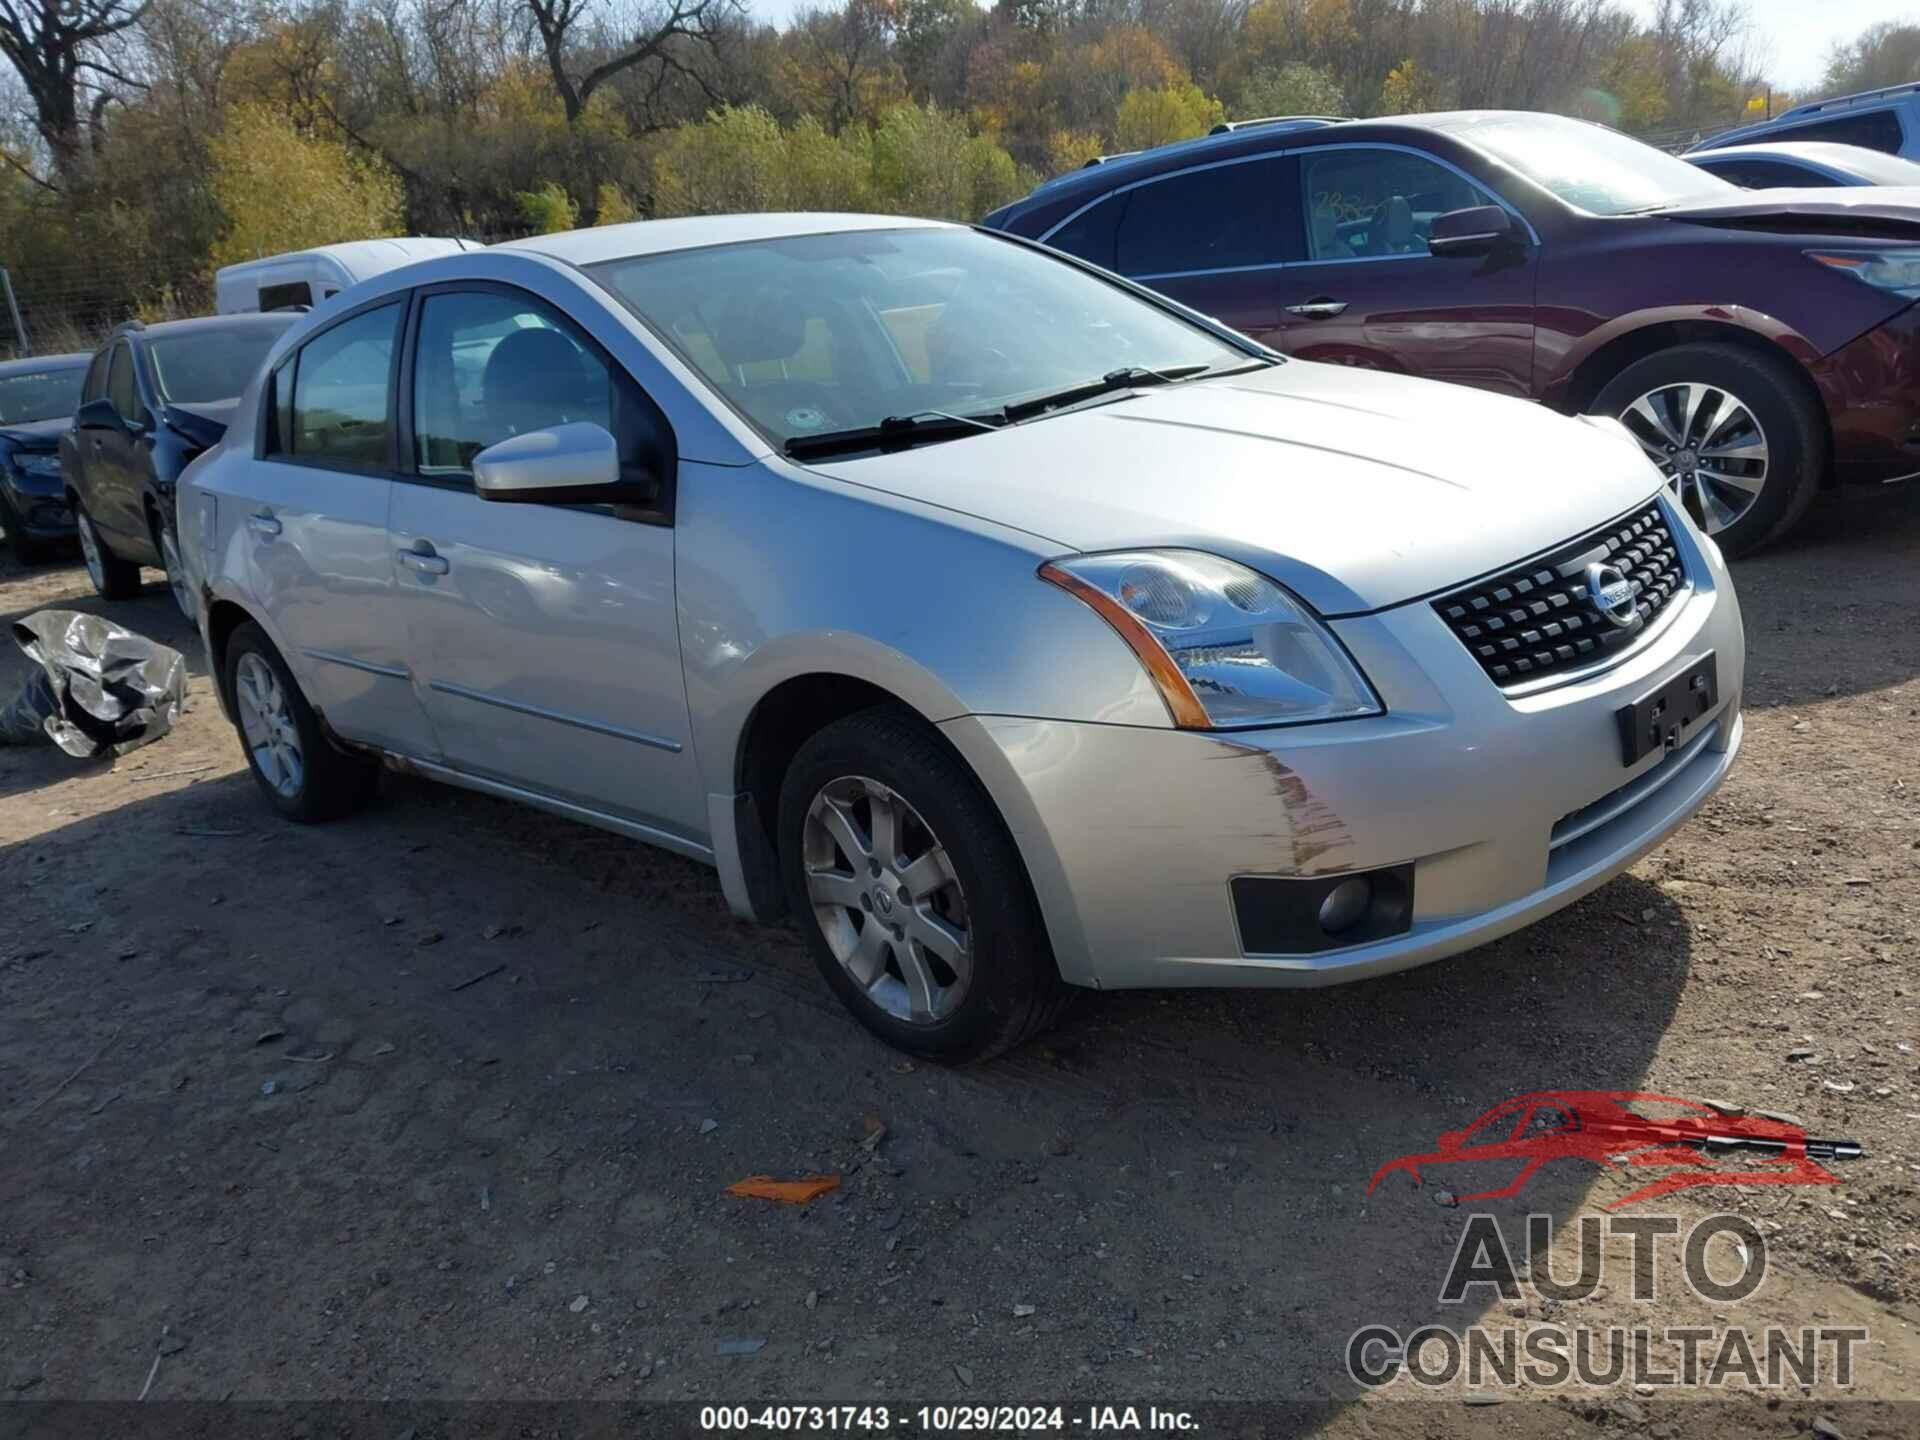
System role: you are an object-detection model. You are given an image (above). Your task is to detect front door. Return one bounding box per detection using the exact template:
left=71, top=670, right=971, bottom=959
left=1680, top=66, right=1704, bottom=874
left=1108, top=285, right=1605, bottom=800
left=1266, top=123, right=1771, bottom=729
left=237, top=297, right=439, bottom=757
left=1273, top=145, right=1538, bottom=397
left=90, top=341, right=148, bottom=548
left=387, top=285, right=703, bottom=843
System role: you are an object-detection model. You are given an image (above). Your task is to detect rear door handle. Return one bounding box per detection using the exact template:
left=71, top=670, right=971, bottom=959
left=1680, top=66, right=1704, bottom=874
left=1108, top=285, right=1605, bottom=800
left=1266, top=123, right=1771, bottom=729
left=398, top=544, right=449, bottom=576
left=247, top=512, right=281, bottom=537
left=1285, top=299, right=1349, bottom=318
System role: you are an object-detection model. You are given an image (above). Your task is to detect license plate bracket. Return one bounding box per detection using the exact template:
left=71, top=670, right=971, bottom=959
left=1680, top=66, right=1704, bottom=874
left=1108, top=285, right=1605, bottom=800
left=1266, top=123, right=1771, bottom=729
left=1616, top=651, right=1717, bottom=766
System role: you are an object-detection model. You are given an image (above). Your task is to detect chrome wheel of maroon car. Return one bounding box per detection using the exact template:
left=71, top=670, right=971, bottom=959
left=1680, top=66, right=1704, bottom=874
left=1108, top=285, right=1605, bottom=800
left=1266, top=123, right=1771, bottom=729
left=1618, top=382, right=1770, bottom=537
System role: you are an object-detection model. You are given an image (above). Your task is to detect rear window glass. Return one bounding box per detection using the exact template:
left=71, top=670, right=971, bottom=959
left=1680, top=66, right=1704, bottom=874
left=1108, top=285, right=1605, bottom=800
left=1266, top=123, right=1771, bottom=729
left=1768, top=110, right=1904, bottom=155
left=1115, top=160, right=1286, bottom=276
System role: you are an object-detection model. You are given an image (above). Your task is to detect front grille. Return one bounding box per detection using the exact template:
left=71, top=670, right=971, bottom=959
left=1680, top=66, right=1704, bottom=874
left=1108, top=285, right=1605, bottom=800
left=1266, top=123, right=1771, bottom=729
left=1432, top=502, right=1687, bottom=689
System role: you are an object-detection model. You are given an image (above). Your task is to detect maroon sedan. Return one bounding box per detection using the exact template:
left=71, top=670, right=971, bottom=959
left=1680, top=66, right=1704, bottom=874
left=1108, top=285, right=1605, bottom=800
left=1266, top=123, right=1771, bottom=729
left=985, top=111, right=1920, bottom=555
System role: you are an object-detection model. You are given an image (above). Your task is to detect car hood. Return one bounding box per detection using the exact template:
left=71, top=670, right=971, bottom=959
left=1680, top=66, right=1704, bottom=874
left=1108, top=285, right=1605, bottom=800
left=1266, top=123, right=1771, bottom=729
left=1657, top=185, right=1920, bottom=235
left=800, top=361, right=1663, bottom=615
left=0, top=416, right=69, bottom=449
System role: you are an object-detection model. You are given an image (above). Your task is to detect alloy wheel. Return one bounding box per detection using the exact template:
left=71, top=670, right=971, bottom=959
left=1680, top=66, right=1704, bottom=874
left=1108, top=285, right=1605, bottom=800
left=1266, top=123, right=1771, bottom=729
left=1618, top=381, right=1769, bottom=536
left=234, top=652, right=304, bottom=799
left=76, top=510, right=107, bottom=591
left=802, top=775, right=972, bottom=1025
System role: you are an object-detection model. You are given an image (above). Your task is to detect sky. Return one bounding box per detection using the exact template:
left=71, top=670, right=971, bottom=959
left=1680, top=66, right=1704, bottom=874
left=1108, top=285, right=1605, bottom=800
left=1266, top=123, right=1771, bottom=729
left=1563, top=0, right=1901, bottom=93
left=743, top=0, right=1910, bottom=95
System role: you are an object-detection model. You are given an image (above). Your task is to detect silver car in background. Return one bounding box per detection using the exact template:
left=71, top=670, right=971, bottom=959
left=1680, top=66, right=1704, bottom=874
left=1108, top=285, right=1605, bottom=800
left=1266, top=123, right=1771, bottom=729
left=180, top=213, right=1744, bottom=1061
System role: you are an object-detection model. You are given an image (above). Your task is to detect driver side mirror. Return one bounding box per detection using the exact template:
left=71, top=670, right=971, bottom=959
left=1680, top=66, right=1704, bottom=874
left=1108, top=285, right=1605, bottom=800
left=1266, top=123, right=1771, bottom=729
left=1427, top=205, right=1518, bottom=258
left=75, top=397, right=124, bottom=432
left=473, top=422, right=659, bottom=507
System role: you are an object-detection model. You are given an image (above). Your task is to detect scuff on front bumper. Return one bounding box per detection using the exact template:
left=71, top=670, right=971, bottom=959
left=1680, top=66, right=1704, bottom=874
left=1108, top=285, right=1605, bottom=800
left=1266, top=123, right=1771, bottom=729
left=942, top=498, right=1745, bottom=991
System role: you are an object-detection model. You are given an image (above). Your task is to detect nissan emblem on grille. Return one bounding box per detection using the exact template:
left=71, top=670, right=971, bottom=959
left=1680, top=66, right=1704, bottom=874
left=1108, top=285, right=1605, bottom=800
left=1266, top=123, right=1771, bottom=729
left=1430, top=504, right=1689, bottom=688
left=1584, top=562, right=1641, bottom=628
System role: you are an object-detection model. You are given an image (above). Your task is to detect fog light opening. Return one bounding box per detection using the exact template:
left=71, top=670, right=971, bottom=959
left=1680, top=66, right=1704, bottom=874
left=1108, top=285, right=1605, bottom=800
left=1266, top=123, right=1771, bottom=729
left=1319, top=876, right=1373, bottom=936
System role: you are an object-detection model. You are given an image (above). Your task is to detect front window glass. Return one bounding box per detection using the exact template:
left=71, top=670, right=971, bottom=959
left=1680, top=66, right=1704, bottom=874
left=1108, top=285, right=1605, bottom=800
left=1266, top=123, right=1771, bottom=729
left=0, top=364, right=86, bottom=423
left=147, top=319, right=295, bottom=404
left=1461, top=114, right=1737, bottom=215
left=412, top=290, right=612, bottom=475
left=1302, top=148, right=1494, bottom=260
left=290, top=303, right=401, bottom=468
left=587, top=227, right=1247, bottom=451
left=107, top=344, right=138, bottom=421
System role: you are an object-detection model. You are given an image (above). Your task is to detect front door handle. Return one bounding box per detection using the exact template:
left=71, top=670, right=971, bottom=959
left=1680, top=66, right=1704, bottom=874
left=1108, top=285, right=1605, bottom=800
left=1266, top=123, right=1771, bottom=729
left=1285, top=299, right=1349, bottom=318
left=247, top=512, right=281, bottom=537
left=398, top=543, right=449, bottom=576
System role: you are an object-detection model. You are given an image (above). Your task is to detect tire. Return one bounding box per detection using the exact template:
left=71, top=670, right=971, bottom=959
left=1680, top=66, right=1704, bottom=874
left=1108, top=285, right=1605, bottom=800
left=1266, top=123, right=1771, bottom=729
left=777, top=705, right=1071, bottom=1063
left=73, top=500, right=143, bottom=599
left=152, top=510, right=193, bottom=619
left=1595, top=342, right=1826, bottom=558
left=223, top=621, right=378, bottom=822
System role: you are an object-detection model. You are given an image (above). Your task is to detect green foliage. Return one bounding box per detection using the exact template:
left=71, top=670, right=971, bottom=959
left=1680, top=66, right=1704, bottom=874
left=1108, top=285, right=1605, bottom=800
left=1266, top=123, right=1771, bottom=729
left=1113, top=82, right=1225, bottom=151
left=516, top=181, right=579, bottom=233
left=1231, top=63, right=1345, bottom=120
left=209, top=105, right=406, bottom=268
left=593, top=182, right=641, bottom=226
left=653, top=101, right=1021, bottom=222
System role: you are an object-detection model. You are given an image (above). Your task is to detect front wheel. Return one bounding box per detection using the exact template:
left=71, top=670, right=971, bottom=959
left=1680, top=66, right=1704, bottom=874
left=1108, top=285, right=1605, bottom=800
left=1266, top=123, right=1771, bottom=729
left=1595, top=342, right=1826, bottom=557
left=224, top=621, right=378, bottom=822
left=777, top=707, right=1070, bottom=1063
left=74, top=502, right=142, bottom=599
left=155, top=515, right=193, bottom=619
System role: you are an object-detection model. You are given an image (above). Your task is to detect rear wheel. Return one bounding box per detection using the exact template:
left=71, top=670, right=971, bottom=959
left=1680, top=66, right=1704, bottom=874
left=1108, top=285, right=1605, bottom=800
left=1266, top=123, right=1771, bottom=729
left=74, top=502, right=142, bottom=599
left=778, top=706, right=1070, bottom=1063
left=224, top=621, right=378, bottom=822
left=1596, top=343, right=1825, bottom=557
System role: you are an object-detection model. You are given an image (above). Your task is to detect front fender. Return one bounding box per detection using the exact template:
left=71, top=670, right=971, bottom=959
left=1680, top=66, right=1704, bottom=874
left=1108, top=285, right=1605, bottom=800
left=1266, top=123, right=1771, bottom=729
left=1541, top=303, right=1825, bottom=410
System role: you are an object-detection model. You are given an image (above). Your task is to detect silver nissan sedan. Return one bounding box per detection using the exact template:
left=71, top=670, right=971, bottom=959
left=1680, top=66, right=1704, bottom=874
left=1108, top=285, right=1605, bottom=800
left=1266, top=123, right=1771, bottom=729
left=180, top=213, right=1745, bottom=1061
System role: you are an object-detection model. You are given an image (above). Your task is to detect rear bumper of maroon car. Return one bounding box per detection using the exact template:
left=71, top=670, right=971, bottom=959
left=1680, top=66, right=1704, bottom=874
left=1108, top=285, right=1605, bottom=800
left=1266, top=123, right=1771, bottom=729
left=1813, top=302, right=1920, bottom=485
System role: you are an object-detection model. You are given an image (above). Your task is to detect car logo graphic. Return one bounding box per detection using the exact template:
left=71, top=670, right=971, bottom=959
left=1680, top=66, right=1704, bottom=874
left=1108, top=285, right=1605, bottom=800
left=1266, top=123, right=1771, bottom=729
left=1585, top=562, right=1640, bottom=628
left=1366, top=1090, right=1863, bottom=1211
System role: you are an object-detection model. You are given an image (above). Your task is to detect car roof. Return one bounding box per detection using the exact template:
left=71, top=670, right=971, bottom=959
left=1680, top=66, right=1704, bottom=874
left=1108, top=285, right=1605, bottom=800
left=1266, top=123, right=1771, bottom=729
left=0, top=352, right=90, bottom=375
left=989, top=109, right=1593, bottom=224
left=1691, top=142, right=1880, bottom=167
left=115, top=311, right=301, bottom=342
left=497, top=212, right=953, bottom=267
left=215, top=237, right=479, bottom=277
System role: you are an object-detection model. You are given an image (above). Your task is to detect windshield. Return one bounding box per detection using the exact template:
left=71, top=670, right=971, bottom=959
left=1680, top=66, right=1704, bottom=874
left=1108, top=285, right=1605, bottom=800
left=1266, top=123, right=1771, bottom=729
left=586, top=227, right=1251, bottom=450
left=1460, top=114, right=1739, bottom=215
left=0, top=364, right=86, bottom=424
left=147, top=320, right=295, bottom=405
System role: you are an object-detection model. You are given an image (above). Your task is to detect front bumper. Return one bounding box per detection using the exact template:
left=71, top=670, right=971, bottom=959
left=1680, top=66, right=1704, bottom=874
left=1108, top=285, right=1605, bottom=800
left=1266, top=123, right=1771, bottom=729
left=942, top=501, right=1745, bottom=990
left=1814, top=303, right=1920, bottom=485
left=1, top=473, right=74, bottom=539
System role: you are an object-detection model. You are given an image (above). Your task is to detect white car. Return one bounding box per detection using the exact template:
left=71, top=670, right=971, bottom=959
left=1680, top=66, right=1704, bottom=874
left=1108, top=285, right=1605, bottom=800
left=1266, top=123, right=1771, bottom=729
left=180, top=213, right=1744, bottom=1060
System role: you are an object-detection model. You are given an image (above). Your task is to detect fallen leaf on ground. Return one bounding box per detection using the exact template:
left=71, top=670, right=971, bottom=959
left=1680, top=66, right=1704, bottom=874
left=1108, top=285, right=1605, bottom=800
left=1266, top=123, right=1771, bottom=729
left=725, top=1175, right=842, bottom=1205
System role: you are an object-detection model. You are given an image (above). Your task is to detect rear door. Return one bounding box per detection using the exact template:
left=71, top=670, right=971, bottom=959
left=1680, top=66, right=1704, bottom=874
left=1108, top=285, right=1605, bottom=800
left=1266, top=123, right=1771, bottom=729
left=1272, top=143, right=1538, bottom=397
left=89, top=342, right=148, bottom=547
left=236, top=297, right=438, bottom=756
left=387, top=283, right=703, bottom=843
left=1062, top=155, right=1294, bottom=347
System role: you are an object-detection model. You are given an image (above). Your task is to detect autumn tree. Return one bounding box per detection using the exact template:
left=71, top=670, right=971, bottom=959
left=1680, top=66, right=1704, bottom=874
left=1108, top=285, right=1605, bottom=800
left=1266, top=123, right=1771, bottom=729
left=525, top=0, right=741, bottom=126
left=208, top=103, right=405, bottom=266
left=0, top=0, right=149, bottom=185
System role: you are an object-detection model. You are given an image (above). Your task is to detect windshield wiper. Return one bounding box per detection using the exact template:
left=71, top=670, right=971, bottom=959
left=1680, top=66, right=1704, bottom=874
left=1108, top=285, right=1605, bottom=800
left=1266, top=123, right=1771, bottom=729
left=1001, top=362, right=1214, bottom=422
left=784, top=408, right=1006, bottom=461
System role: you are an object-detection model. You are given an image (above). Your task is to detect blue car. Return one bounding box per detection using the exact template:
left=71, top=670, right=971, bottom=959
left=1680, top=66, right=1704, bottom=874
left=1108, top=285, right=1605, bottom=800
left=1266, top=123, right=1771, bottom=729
left=0, top=352, right=90, bottom=564
left=1689, top=82, right=1920, bottom=161
left=1686, top=141, right=1920, bottom=189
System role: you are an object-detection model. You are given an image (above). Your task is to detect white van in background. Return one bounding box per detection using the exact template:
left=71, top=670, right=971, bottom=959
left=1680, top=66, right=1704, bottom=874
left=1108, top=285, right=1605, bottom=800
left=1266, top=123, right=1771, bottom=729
left=214, top=238, right=483, bottom=314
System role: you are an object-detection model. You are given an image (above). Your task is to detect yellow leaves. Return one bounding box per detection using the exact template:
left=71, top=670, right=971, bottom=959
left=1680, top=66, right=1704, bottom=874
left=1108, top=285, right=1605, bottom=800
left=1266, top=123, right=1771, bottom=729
left=593, top=183, right=641, bottom=226
left=1047, top=129, right=1104, bottom=174
left=1379, top=59, right=1444, bottom=115
left=208, top=105, right=406, bottom=269
left=1113, top=83, right=1226, bottom=152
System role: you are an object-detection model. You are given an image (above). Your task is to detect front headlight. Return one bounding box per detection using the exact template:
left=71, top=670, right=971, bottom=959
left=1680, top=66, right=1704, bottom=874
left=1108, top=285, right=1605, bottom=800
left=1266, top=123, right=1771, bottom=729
left=1040, top=550, right=1382, bottom=729
left=1807, top=247, right=1920, bottom=298
left=15, top=453, right=61, bottom=480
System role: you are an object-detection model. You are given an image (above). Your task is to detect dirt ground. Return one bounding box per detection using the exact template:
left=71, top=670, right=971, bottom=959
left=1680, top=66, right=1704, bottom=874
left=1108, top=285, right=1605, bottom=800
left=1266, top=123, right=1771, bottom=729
left=0, top=483, right=1916, bottom=1437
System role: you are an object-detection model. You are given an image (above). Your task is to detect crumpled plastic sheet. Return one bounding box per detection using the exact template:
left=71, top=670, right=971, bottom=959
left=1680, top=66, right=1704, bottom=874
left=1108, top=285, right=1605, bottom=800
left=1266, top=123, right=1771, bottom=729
left=0, top=610, right=188, bottom=758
